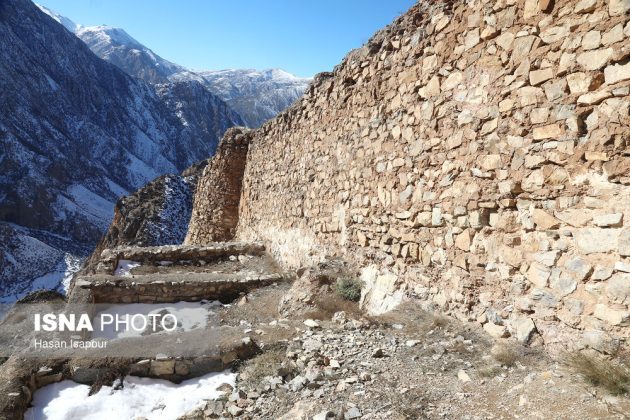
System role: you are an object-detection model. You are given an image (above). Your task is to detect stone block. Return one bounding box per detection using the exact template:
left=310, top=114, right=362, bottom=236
left=529, top=68, right=554, bottom=86
left=581, top=31, right=601, bottom=50
left=593, top=213, right=623, bottom=228
left=574, top=228, right=620, bottom=254
left=563, top=256, right=593, bottom=281
left=607, top=273, right=630, bottom=301
left=619, top=228, right=630, bottom=256
left=574, top=0, right=597, bottom=13
left=602, top=24, right=624, bottom=45
left=609, top=0, right=630, bottom=16
left=455, top=229, right=472, bottom=251
left=605, top=61, right=630, bottom=85
left=566, top=73, right=594, bottom=94
left=431, top=207, right=443, bottom=227
left=483, top=322, right=510, bottom=338
left=533, top=124, right=563, bottom=141
left=150, top=359, right=175, bottom=376
left=527, top=262, right=551, bottom=288
left=532, top=209, right=560, bottom=230
left=514, top=317, right=537, bottom=344
left=593, top=304, right=630, bottom=326
left=550, top=272, right=577, bottom=297
left=576, top=48, right=613, bottom=71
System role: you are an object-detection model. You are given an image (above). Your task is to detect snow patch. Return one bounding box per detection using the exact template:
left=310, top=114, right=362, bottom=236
left=113, top=260, right=141, bottom=277
left=25, top=371, right=235, bottom=420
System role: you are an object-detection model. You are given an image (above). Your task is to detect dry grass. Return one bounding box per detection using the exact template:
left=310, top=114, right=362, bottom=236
left=238, top=344, right=294, bottom=391
left=375, top=379, right=427, bottom=419
left=491, top=345, right=521, bottom=367
left=430, top=314, right=450, bottom=329
left=302, top=294, right=364, bottom=321
left=563, top=352, right=630, bottom=395
left=478, top=365, right=504, bottom=378
left=219, top=285, right=288, bottom=326
left=376, top=302, right=456, bottom=340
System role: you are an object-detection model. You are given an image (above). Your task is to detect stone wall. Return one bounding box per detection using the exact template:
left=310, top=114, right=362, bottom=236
left=76, top=272, right=283, bottom=304
left=185, top=127, right=252, bottom=244
left=190, top=0, right=630, bottom=351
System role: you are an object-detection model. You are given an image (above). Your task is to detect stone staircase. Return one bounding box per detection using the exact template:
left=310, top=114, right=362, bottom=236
left=73, top=242, right=285, bottom=304
left=0, top=241, right=287, bottom=419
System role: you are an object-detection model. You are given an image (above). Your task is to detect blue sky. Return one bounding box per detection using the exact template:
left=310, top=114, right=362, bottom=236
left=37, top=0, right=416, bottom=78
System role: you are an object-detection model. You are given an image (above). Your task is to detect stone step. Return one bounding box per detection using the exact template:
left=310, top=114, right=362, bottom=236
left=94, top=242, right=266, bottom=274
left=75, top=271, right=284, bottom=303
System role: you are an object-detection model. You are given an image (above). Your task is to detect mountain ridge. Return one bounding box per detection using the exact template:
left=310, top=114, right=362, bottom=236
left=35, top=4, right=312, bottom=128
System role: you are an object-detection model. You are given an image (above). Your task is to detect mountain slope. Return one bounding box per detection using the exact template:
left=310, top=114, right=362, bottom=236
left=0, top=0, right=241, bottom=301
left=172, top=69, right=312, bottom=128
left=76, top=25, right=186, bottom=85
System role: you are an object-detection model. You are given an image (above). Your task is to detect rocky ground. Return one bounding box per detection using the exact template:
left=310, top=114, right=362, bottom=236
left=181, top=283, right=630, bottom=420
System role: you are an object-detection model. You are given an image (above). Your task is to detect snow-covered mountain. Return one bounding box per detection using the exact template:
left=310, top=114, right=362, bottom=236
left=172, top=69, right=312, bottom=128
left=76, top=25, right=187, bottom=85
left=0, top=0, right=242, bottom=301
left=37, top=6, right=312, bottom=128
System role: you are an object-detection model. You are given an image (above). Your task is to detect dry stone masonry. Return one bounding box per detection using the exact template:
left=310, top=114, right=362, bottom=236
left=75, top=242, right=280, bottom=303
left=187, top=0, right=630, bottom=352
left=185, top=127, right=252, bottom=244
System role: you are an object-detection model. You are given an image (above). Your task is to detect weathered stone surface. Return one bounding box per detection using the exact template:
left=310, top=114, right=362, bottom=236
left=533, top=124, right=564, bottom=140
left=619, top=228, right=630, bottom=256
left=576, top=48, right=613, bottom=70
left=577, top=90, right=613, bottom=105
left=530, top=68, right=554, bottom=86
left=532, top=209, right=561, bottom=230
left=566, top=73, right=594, bottom=94
left=550, top=273, right=577, bottom=297
left=594, top=304, right=630, bottom=326
left=534, top=250, right=560, bottom=267
left=564, top=257, right=592, bottom=281
left=540, top=26, right=569, bottom=44
left=609, top=0, right=630, bottom=16
left=150, top=359, right=176, bottom=376
left=593, top=213, right=623, bottom=227
left=527, top=263, right=551, bottom=288
left=581, top=31, right=601, bottom=50
left=607, top=273, right=630, bottom=301
left=605, top=62, right=630, bottom=85
left=514, top=317, right=537, bottom=344
left=455, top=229, right=472, bottom=252
left=483, top=322, right=509, bottom=338
left=575, top=0, right=597, bottom=13
left=602, top=24, right=624, bottom=45
left=574, top=229, right=620, bottom=254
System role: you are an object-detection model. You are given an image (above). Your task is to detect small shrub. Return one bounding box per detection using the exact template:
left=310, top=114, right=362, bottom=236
left=302, top=294, right=362, bottom=320
left=431, top=314, right=450, bottom=329
left=478, top=365, right=503, bottom=378
left=238, top=345, right=293, bottom=391
left=492, top=345, right=520, bottom=367
left=335, top=277, right=363, bottom=301
left=564, top=352, right=630, bottom=395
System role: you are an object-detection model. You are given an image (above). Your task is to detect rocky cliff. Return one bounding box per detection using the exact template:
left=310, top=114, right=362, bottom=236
left=82, top=159, right=209, bottom=274
left=187, top=0, right=630, bottom=351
